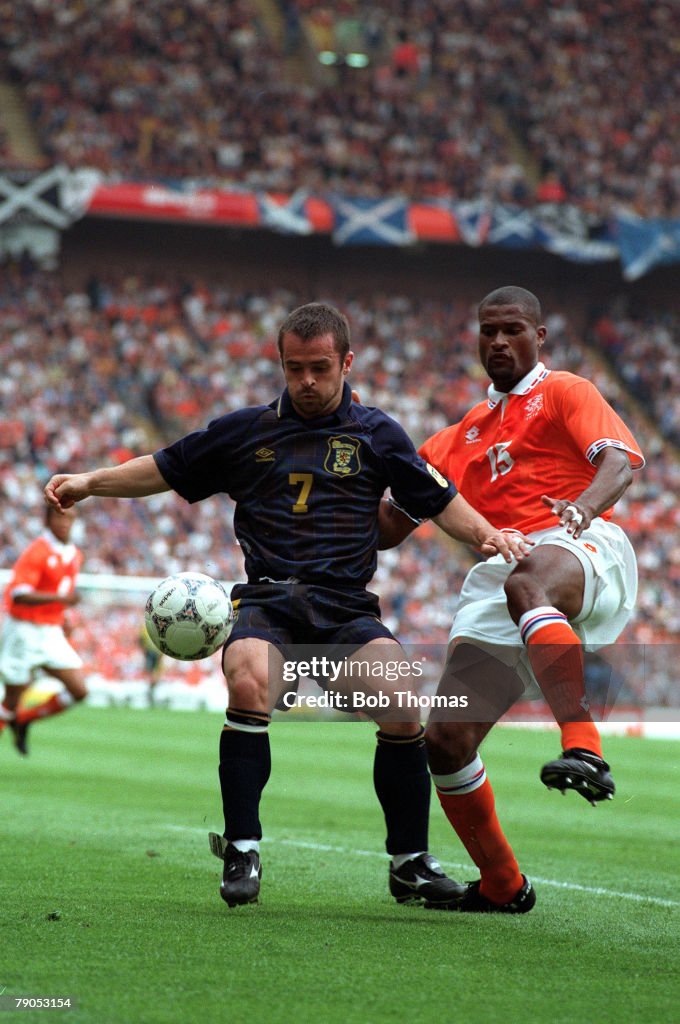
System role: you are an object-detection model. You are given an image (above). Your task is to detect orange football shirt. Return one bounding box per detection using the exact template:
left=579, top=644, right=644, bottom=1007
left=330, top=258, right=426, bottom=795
left=419, top=365, right=644, bottom=534
left=3, top=534, right=83, bottom=625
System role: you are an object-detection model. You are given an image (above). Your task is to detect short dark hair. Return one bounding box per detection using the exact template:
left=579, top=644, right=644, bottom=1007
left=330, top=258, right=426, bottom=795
left=277, top=303, right=351, bottom=361
left=478, top=286, right=542, bottom=325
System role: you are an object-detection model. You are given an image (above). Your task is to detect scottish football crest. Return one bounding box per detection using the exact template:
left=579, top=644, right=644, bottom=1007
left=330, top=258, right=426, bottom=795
left=325, top=435, right=361, bottom=476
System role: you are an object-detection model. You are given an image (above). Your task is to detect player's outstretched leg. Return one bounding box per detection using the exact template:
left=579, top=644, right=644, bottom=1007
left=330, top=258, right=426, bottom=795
left=9, top=671, right=88, bottom=756
left=373, top=727, right=465, bottom=906
left=11, top=693, right=77, bottom=756
left=540, top=748, right=615, bottom=805
left=518, top=608, right=616, bottom=802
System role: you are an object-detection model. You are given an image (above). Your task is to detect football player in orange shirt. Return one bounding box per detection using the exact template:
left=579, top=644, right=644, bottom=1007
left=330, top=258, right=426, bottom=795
left=379, top=286, right=644, bottom=913
left=0, top=505, right=88, bottom=755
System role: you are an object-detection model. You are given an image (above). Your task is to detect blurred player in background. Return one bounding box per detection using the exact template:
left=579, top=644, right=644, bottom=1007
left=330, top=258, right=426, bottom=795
left=44, top=301, right=529, bottom=910
left=139, top=622, right=164, bottom=707
left=0, top=505, right=88, bottom=755
left=380, top=285, right=643, bottom=913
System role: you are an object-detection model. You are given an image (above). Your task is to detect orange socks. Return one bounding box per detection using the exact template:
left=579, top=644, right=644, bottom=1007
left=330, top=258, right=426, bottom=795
left=520, top=607, right=602, bottom=758
left=433, top=756, right=523, bottom=904
left=16, top=691, right=75, bottom=724
left=559, top=721, right=602, bottom=757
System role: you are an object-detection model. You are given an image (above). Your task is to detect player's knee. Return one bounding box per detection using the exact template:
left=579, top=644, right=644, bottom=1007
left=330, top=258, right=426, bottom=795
left=425, top=719, right=478, bottom=771
left=224, top=667, right=268, bottom=709
left=226, top=678, right=264, bottom=708
left=503, top=566, right=545, bottom=623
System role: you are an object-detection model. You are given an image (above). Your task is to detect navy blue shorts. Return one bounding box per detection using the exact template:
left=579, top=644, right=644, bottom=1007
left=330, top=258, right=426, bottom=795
left=225, top=582, right=394, bottom=658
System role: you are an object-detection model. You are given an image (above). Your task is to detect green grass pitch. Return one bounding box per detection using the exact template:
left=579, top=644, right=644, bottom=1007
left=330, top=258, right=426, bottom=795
left=1, top=706, right=679, bottom=1024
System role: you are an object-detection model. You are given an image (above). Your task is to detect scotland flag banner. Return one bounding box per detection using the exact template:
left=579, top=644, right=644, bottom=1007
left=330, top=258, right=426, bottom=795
left=257, top=190, right=313, bottom=235
left=23, top=169, right=680, bottom=279
left=616, top=213, right=680, bottom=281
left=451, top=201, right=618, bottom=264
left=331, top=195, right=415, bottom=246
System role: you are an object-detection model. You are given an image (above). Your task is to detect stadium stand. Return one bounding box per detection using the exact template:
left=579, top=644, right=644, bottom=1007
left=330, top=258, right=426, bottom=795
left=0, top=1, right=678, bottom=215
left=589, top=305, right=680, bottom=448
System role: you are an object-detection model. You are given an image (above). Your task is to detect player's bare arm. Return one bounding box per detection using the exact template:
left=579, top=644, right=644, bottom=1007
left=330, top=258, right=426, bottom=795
left=45, top=455, right=170, bottom=510
left=542, top=447, right=633, bottom=539
left=377, top=499, right=419, bottom=550
left=433, top=493, right=533, bottom=563
left=379, top=493, right=532, bottom=561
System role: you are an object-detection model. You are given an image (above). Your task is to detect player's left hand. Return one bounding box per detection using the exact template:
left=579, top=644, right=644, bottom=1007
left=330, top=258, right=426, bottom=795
left=480, top=529, right=534, bottom=563
left=542, top=495, right=592, bottom=539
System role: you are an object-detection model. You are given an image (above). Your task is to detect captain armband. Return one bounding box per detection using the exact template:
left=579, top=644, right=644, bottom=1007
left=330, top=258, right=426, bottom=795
left=385, top=496, right=426, bottom=526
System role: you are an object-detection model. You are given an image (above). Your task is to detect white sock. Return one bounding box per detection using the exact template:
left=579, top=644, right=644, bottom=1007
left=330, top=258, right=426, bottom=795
left=431, top=754, right=486, bottom=796
left=231, top=839, right=260, bottom=854
left=391, top=851, right=426, bottom=869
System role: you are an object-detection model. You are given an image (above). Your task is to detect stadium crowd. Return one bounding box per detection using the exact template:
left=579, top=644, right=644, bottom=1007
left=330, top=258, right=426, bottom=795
left=0, top=0, right=679, bottom=216
left=589, top=306, right=680, bottom=449
left=0, top=265, right=677, bottom=704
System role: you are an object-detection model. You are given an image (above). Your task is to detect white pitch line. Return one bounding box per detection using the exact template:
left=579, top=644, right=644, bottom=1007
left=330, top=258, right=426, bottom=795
left=163, top=825, right=680, bottom=909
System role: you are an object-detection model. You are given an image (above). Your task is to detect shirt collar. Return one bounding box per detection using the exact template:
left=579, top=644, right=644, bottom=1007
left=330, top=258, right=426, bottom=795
left=487, top=361, right=549, bottom=408
left=42, top=529, right=76, bottom=558
left=276, top=381, right=354, bottom=425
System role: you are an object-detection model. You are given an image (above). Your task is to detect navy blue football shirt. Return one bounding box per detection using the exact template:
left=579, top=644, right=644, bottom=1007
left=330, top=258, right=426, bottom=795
left=154, top=383, right=455, bottom=587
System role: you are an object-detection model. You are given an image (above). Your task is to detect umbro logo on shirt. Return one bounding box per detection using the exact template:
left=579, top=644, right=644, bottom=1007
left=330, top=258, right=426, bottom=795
left=255, top=447, right=275, bottom=462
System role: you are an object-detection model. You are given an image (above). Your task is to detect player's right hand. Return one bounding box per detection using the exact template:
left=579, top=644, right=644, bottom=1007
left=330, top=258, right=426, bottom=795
left=541, top=494, right=592, bottom=539
left=44, top=473, right=90, bottom=510
left=480, top=529, right=534, bottom=562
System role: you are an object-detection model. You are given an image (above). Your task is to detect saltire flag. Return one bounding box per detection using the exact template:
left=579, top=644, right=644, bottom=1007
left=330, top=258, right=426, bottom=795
left=331, top=195, right=414, bottom=246
left=450, top=199, right=492, bottom=247
left=257, top=189, right=313, bottom=235
left=0, top=166, right=83, bottom=228
left=616, top=213, right=680, bottom=281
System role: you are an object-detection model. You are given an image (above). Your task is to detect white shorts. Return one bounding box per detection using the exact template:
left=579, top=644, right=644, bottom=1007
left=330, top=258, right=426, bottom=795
left=450, top=518, right=637, bottom=692
left=0, top=617, right=83, bottom=686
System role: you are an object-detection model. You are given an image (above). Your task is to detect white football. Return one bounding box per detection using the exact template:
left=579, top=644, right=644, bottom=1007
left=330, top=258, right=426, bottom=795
left=144, top=572, right=234, bottom=661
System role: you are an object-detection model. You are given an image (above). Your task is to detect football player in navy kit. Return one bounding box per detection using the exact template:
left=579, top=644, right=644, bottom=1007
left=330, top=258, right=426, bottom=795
left=45, top=302, right=529, bottom=909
